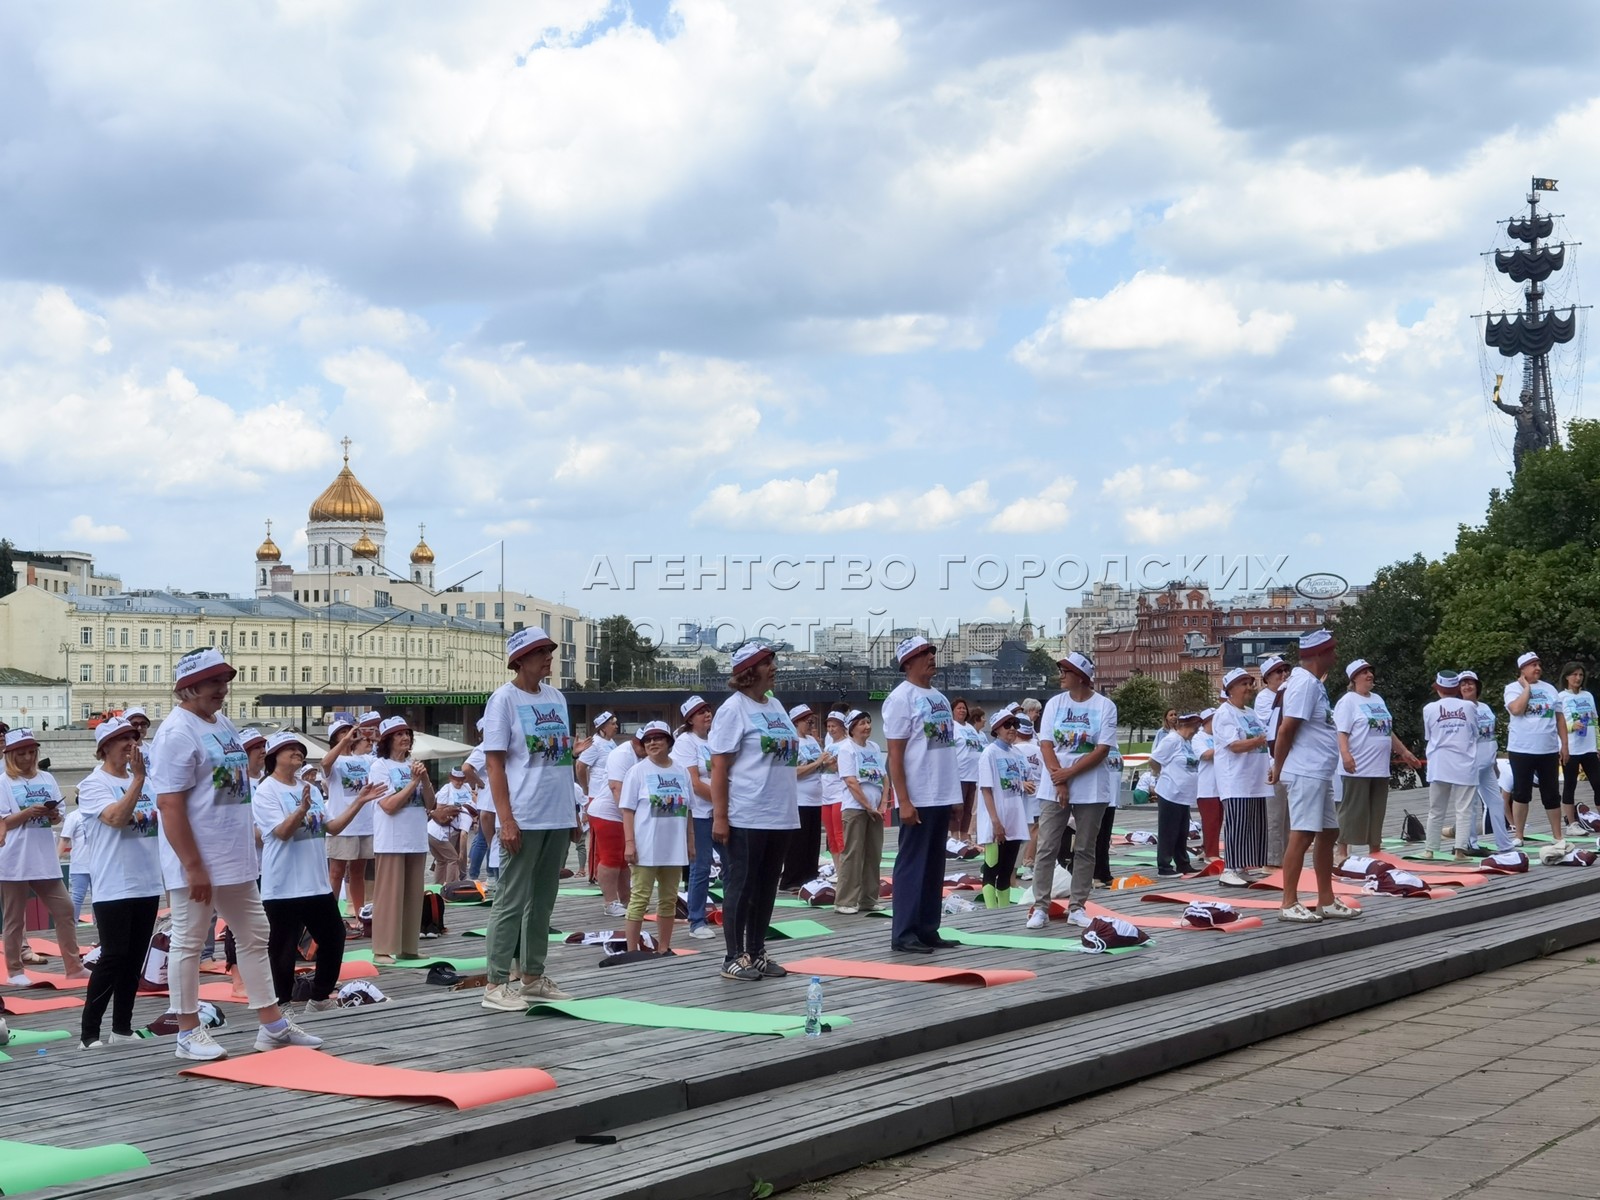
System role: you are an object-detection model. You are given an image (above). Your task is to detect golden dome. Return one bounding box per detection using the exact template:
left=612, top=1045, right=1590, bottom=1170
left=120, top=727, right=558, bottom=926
left=410, top=523, right=435, bottom=564
left=352, top=529, right=380, bottom=559
left=255, top=520, right=281, bottom=562
left=308, top=438, right=384, bottom=525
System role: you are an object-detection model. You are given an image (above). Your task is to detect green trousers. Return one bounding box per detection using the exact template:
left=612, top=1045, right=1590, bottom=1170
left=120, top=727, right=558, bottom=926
left=484, top=827, right=569, bottom=985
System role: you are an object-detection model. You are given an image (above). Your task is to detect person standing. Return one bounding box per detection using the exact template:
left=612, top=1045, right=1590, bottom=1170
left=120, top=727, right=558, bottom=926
left=1194, top=708, right=1221, bottom=864
left=1557, top=663, right=1599, bottom=832
left=75, top=718, right=162, bottom=1048
left=709, top=643, right=799, bottom=980
left=479, top=627, right=578, bottom=1011
left=883, top=637, right=961, bottom=952
left=819, top=710, right=849, bottom=875
left=1255, top=656, right=1292, bottom=868
left=1, top=729, right=85, bottom=986
left=671, top=696, right=717, bottom=940
left=56, top=800, right=92, bottom=926
left=1421, top=673, right=1483, bottom=862
left=151, top=649, right=319, bottom=1059
left=370, top=716, right=437, bottom=965
left=1269, top=631, right=1360, bottom=924
left=1504, top=651, right=1565, bottom=845
left=1152, top=713, right=1201, bottom=879
left=618, top=721, right=692, bottom=955
left=321, top=714, right=376, bottom=934
left=1214, top=668, right=1271, bottom=887
left=834, top=710, right=891, bottom=914
left=951, top=697, right=983, bottom=842
left=975, top=710, right=1032, bottom=908
left=1459, top=671, right=1515, bottom=852
left=428, top=768, right=473, bottom=885
left=578, top=714, right=626, bottom=914
left=1030, top=652, right=1117, bottom=929
left=779, top=705, right=832, bottom=890
left=1333, top=659, right=1420, bottom=855
left=604, top=729, right=647, bottom=918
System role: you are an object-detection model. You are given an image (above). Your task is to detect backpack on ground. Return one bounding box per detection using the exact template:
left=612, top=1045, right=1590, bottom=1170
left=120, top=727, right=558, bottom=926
left=1400, top=811, right=1425, bottom=842
left=420, top=891, right=447, bottom=938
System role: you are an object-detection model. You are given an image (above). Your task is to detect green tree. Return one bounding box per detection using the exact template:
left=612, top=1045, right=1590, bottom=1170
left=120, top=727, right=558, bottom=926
left=595, top=615, right=659, bottom=687
left=697, top=655, right=721, bottom=681
left=1327, top=554, right=1441, bottom=757
left=1025, top=646, right=1057, bottom=680
left=0, top=539, right=15, bottom=599
left=1167, top=670, right=1214, bottom=716
left=1112, top=672, right=1165, bottom=740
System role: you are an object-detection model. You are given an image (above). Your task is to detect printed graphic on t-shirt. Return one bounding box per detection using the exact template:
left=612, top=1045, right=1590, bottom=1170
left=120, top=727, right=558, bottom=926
left=1051, top=707, right=1098, bottom=755
left=1237, top=710, right=1270, bottom=752
left=855, top=748, right=886, bottom=785
left=1563, top=696, right=1594, bottom=740
left=1476, top=708, right=1497, bottom=741
left=1359, top=700, right=1392, bottom=735
left=750, top=711, right=800, bottom=765
left=957, top=724, right=984, bottom=750
left=338, top=760, right=369, bottom=791
left=303, top=800, right=329, bottom=837
left=645, top=771, right=689, bottom=818
left=388, top=764, right=426, bottom=807
left=131, top=789, right=159, bottom=837
left=798, top=741, right=821, bottom=766
left=204, top=733, right=251, bottom=804
left=995, top=755, right=1025, bottom=794
left=1526, top=690, right=1556, bottom=721
left=916, top=695, right=955, bottom=747
left=11, top=780, right=55, bottom=827
left=517, top=702, right=573, bottom=764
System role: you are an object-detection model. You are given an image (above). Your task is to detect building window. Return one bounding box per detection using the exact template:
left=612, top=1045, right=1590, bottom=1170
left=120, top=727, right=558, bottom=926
left=105, top=665, right=114, bottom=683
left=475, top=603, right=486, bottom=619
left=563, top=618, right=574, bottom=643
left=79, top=664, right=91, bottom=682
left=240, top=703, right=248, bottom=718
left=302, top=633, right=312, bottom=650
left=153, top=629, right=163, bottom=648
left=140, top=628, right=149, bottom=647
left=268, top=632, right=276, bottom=649
left=119, top=628, right=129, bottom=647
left=250, top=631, right=259, bottom=649
left=82, top=704, right=91, bottom=720
left=249, top=667, right=258, bottom=683
left=456, top=603, right=466, bottom=617
left=139, top=666, right=148, bottom=683
left=152, top=665, right=161, bottom=682
left=80, top=626, right=93, bottom=646
left=322, top=668, right=329, bottom=682
left=119, top=665, right=128, bottom=683
left=421, top=602, right=429, bottom=612
left=375, top=590, right=391, bottom=607
left=221, top=632, right=231, bottom=649
left=302, top=667, right=312, bottom=683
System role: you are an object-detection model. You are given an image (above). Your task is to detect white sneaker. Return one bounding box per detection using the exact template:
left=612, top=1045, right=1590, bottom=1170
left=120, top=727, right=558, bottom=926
left=80, top=1040, right=106, bottom=1051
left=1025, top=907, right=1049, bottom=930
left=521, top=975, right=572, bottom=1001
left=5, top=973, right=30, bottom=987
left=1278, top=903, right=1323, bottom=924
left=1512, top=836, right=1524, bottom=847
left=481, top=982, right=526, bottom=1012
left=254, top=1018, right=323, bottom=1052
left=834, top=904, right=860, bottom=915
left=1065, top=908, right=1091, bottom=928
left=174, top=1026, right=228, bottom=1061
left=1218, top=870, right=1249, bottom=887
left=302, top=998, right=340, bottom=1015
left=603, top=900, right=627, bottom=918
left=1566, top=823, right=1586, bottom=837
left=107, top=1031, right=143, bottom=1044
left=688, top=923, right=716, bottom=940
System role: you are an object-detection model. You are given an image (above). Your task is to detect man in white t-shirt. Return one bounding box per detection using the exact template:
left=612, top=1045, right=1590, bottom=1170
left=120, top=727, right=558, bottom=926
left=1421, top=672, right=1483, bottom=861
left=1270, top=630, right=1359, bottom=924
left=1034, top=652, right=1118, bottom=928
left=883, top=636, right=961, bottom=954
left=479, top=626, right=578, bottom=1012
left=1254, top=655, right=1291, bottom=867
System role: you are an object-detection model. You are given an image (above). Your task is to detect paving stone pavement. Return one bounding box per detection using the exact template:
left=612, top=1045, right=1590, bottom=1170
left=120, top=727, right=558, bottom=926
left=810, top=945, right=1600, bottom=1200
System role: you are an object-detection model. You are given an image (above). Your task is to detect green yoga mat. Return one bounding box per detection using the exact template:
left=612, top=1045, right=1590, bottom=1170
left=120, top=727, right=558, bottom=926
left=767, top=920, right=832, bottom=939
left=525, top=997, right=852, bottom=1037
left=2, top=1030, right=71, bottom=1047
left=345, top=950, right=488, bottom=971
left=0, top=1139, right=150, bottom=1194
left=772, top=898, right=813, bottom=909
left=942, top=928, right=1147, bottom=955
left=0, top=1051, right=9, bottom=1064
left=558, top=886, right=604, bottom=896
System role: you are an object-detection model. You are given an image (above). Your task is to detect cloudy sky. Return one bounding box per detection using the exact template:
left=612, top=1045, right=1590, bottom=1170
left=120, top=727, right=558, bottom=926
left=4, top=0, right=1597, bottom=648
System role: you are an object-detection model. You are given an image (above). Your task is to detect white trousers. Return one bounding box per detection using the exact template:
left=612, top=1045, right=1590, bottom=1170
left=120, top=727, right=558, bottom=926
left=168, top=881, right=276, bottom=1015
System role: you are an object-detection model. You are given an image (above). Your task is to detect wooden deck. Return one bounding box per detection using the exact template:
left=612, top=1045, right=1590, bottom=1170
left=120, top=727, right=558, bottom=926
left=5, top=794, right=1600, bottom=1200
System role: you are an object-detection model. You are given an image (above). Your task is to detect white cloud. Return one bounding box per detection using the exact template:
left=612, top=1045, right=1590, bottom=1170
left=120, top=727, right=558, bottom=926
left=987, top=477, right=1076, bottom=532
left=693, top=471, right=993, bottom=532
left=65, top=514, right=129, bottom=543
left=785, top=312, right=985, bottom=355
left=1099, top=462, right=1234, bottom=544
left=483, top=518, right=533, bottom=537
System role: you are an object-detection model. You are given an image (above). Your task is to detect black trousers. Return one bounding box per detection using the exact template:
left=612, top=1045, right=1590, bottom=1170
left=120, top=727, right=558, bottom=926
left=891, top=805, right=954, bottom=948
left=1095, top=806, right=1115, bottom=884
left=778, top=805, right=823, bottom=890
left=1157, top=800, right=1193, bottom=874
left=1562, top=752, right=1600, bottom=808
left=720, top=827, right=789, bottom=963
left=81, top=895, right=160, bottom=1044
left=1510, top=751, right=1561, bottom=810
left=263, top=893, right=347, bottom=1003
left=981, top=840, right=1022, bottom=890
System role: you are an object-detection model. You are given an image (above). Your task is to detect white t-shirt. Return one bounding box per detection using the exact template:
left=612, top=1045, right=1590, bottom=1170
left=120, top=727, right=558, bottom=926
left=795, top=735, right=825, bottom=808
left=1213, top=702, right=1271, bottom=799
left=707, top=692, right=800, bottom=829
left=820, top=733, right=850, bottom=806
left=835, top=738, right=887, bottom=813
left=327, top=751, right=376, bottom=838
left=1103, top=744, right=1123, bottom=808
left=371, top=757, right=430, bottom=854
left=881, top=681, right=960, bottom=810
left=617, top=759, right=692, bottom=867
left=1496, top=758, right=1512, bottom=793
left=670, top=731, right=713, bottom=820
left=952, top=721, right=984, bottom=784
left=1424, top=697, right=1480, bottom=786
left=1504, top=680, right=1560, bottom=754
left=1038, top=691, right=1119, bottom=805
left=1559, top=690, right=1597, bottom=757
left=579, top=737, right=617, bottom=818
left=1016, top=737, right=1049, bottom=806
left=1474, top=702, right=1499, bottom=772
left=1153, top=735, right=1199, bottom=805
left=59, top=808, right=86, bottom=872
left=480, top=680, right=578, bottom=831
left=1254, top=687, right=1282, bottom=742
left=149, top=707, right=258, bottom=889
left=1334, top=691, right=1395, bottom=778
left=1194, top=730, right=1217, bottom=798
left=75, top=767, right=162, bottom=902
left=464, top=744, right=486, bottom=778
left=598, top=741, right=644, bottom=824
left=1280, top=668, right=1338, bottom=780
left=0, top=772, right=65, bottom=882
left=975, top=741, right=1030, bottom=843
left=252, top=776, right=335, bottom=901
left=435, top=782, right=475, bottom=815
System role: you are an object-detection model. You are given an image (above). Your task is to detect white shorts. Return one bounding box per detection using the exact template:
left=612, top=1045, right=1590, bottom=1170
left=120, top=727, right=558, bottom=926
left=1282, top=773, right=1337, bottom=833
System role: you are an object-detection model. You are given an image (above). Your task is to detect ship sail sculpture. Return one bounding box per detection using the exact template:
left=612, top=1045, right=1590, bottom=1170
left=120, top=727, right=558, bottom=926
left=1485, top=177, right=1579, bottom=471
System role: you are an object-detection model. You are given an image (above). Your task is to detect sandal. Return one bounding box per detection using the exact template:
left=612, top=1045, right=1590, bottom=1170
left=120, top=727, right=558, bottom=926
left=1278, top=903, right=1323, bottom=923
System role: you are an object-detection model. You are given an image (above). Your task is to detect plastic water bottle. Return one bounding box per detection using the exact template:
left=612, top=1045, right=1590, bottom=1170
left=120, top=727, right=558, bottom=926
left=804, top=976, right=824, bottom=1038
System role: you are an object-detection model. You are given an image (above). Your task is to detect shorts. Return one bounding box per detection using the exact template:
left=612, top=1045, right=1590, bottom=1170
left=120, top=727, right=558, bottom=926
left=326, top=834, right=374, bottom=861
left=1282, top=773, right=1338, bottom=833
left=590, top=816, right=626, bottom=869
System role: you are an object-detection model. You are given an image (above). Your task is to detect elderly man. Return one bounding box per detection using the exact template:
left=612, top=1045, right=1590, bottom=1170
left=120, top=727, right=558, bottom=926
left=1270, top=630, right=1360, bottom=924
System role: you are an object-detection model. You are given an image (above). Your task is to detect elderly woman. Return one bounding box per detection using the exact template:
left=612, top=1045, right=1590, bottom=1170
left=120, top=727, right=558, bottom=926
left=1333, top=658, right=1420, bottom=855
left=1213, top=667, right=1272, bottom=888
left=370, top=715, right=439, bottom=965
left=151, top=649, right=320, bottom=1060
left=834, top=709, right=892, bottom=914
left=709, top=643, right=799, bottom=981
left=75, top=718, right=161, bottom=1048
left=2, top=728, right=85, bottom=987
left=779, top=704, right=834, bottom=890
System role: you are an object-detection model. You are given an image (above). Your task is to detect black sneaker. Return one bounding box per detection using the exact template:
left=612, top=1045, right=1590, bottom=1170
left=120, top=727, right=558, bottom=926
left=720, top=955, right=762, bottom=981
left=892, top=939, right=935, bottom=955
left=751, top=954, right=787, bottom=978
